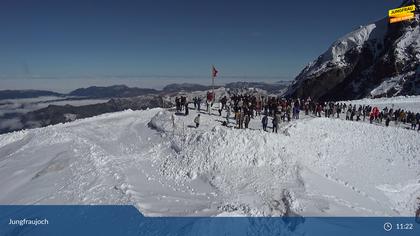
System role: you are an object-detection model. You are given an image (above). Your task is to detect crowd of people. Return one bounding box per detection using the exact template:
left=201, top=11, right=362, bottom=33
left=174, top=92, right=420, bottom=132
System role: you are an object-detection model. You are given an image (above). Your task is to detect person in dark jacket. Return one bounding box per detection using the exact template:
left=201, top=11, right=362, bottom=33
left=385, top=114, right=391, bottom=127
left=244, top=114, right=250, bottom=129
left=185, top=102, right=189, bottom=116
left=417, top=113, right=420, bottom=131
left=194, top=114, right=200, bottom=128
left=262, top=115, right=268, bottom=131
left=272, top=114, right=279, bottom=133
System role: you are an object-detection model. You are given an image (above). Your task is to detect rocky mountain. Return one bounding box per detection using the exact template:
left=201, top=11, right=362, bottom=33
left=286, top=0, right=420, bottom=101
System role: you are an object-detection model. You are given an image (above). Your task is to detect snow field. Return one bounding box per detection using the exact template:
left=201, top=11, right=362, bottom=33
left=0, top=96, right=419, bottom=217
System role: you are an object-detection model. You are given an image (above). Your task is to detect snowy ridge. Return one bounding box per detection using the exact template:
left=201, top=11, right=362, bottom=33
left=293, top=20, right=386, bottom=84
left=316, top=23, right=383, bottom=76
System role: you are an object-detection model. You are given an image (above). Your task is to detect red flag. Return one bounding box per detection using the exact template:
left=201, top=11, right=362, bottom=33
left=212, top=65, right=218, bottom=78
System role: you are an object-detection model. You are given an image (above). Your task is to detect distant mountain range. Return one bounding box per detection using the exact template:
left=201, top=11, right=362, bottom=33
left=0, top=90, right=62, bottom=100
left=68, top=85, right=159, bottom=98
left=0, top=81, right=290, bottom=100
left=0, top=85, right=159, bottom=100
left=162, top=83, right=217, bottom=93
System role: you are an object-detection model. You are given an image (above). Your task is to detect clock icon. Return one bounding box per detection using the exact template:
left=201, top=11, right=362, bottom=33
left=384, top=222, right=393, bottom=232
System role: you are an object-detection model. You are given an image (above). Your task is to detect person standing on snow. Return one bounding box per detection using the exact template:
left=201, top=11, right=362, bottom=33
left=244, top=113, right=251, bottom=129
left=193, top=97, right=197, bottom=110
left=171, top=113, right=176, bottom=129
left=235, top=109, right=241, bottom=128
left=350, top=107, right=356, bottom=121
left=417, top=113, right=420, bottom=131
left=262, top=114, right=268, bottom=131
left=221, top=96, right=227, bottom=110
left=411, top=115, right=417, bottom=130
left=346, top=108, right=351, bottom=120
left=185, top=99, right=189, bottom=116
left=385, top=113, right=391, bottom=127
left=206, top=100, right=211, bottom=114
left=286, top=105, right=291, bottom=122
left=369, top=110, right=375, bottom=124
left=194, top=114, right=200, bottom=128
left=239, top=109, right=245, bottom=129
left=226, top=105, right=231, bottom=125
left=336, top=104, right=341, bottom=118
left=316, top=104, right=322, bottom=117
left=363, top=106, right=367, bottom=121
left=218, top=100, right=223, bottom=116
left=272, top=113, right=279, bottom=133
left=356, top=108, right=361, bottom=121
left=197, top=97, right=202, bottom=111
left=175, top=97, right=181, bottom=112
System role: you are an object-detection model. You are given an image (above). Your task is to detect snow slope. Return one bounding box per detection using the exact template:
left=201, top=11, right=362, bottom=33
left=340, top=95, right=420, bottom=113
left=0, top=100, right=419, bottom=217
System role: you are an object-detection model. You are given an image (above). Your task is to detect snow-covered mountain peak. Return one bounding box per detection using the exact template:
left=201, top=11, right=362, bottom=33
left=287, top=0, right=420, bottom=100
left=327, top=23, right=379, bottom=63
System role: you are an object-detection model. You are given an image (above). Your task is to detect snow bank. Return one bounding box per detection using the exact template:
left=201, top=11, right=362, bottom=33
left=148, top=110, right=175, bottom=133
left=150, top=111, right=420, bottom=216
left=158, top=124, right=303, bottom=216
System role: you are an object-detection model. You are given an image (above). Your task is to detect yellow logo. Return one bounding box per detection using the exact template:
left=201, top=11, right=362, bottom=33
left=389, top=5, right=416, bottom=23
left=389, top=5, right=416, bottom=17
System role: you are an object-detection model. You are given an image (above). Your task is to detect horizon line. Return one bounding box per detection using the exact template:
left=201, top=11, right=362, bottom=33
left=0, top=74, right=293, bottom=81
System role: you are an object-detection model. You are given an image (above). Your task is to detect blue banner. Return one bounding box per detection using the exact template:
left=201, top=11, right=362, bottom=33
left=0, top=205, right=419, bottom=236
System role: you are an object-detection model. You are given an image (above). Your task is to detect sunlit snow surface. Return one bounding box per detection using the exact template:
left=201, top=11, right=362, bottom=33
left=0, top=96, right=419, bottom=217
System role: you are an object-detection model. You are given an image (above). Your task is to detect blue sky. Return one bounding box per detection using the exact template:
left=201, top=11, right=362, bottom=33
left=0, top=0, right=400, bottom=81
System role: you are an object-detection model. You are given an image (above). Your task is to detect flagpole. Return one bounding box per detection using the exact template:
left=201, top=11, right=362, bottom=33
left=212, top=65, right=215, bottom=103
